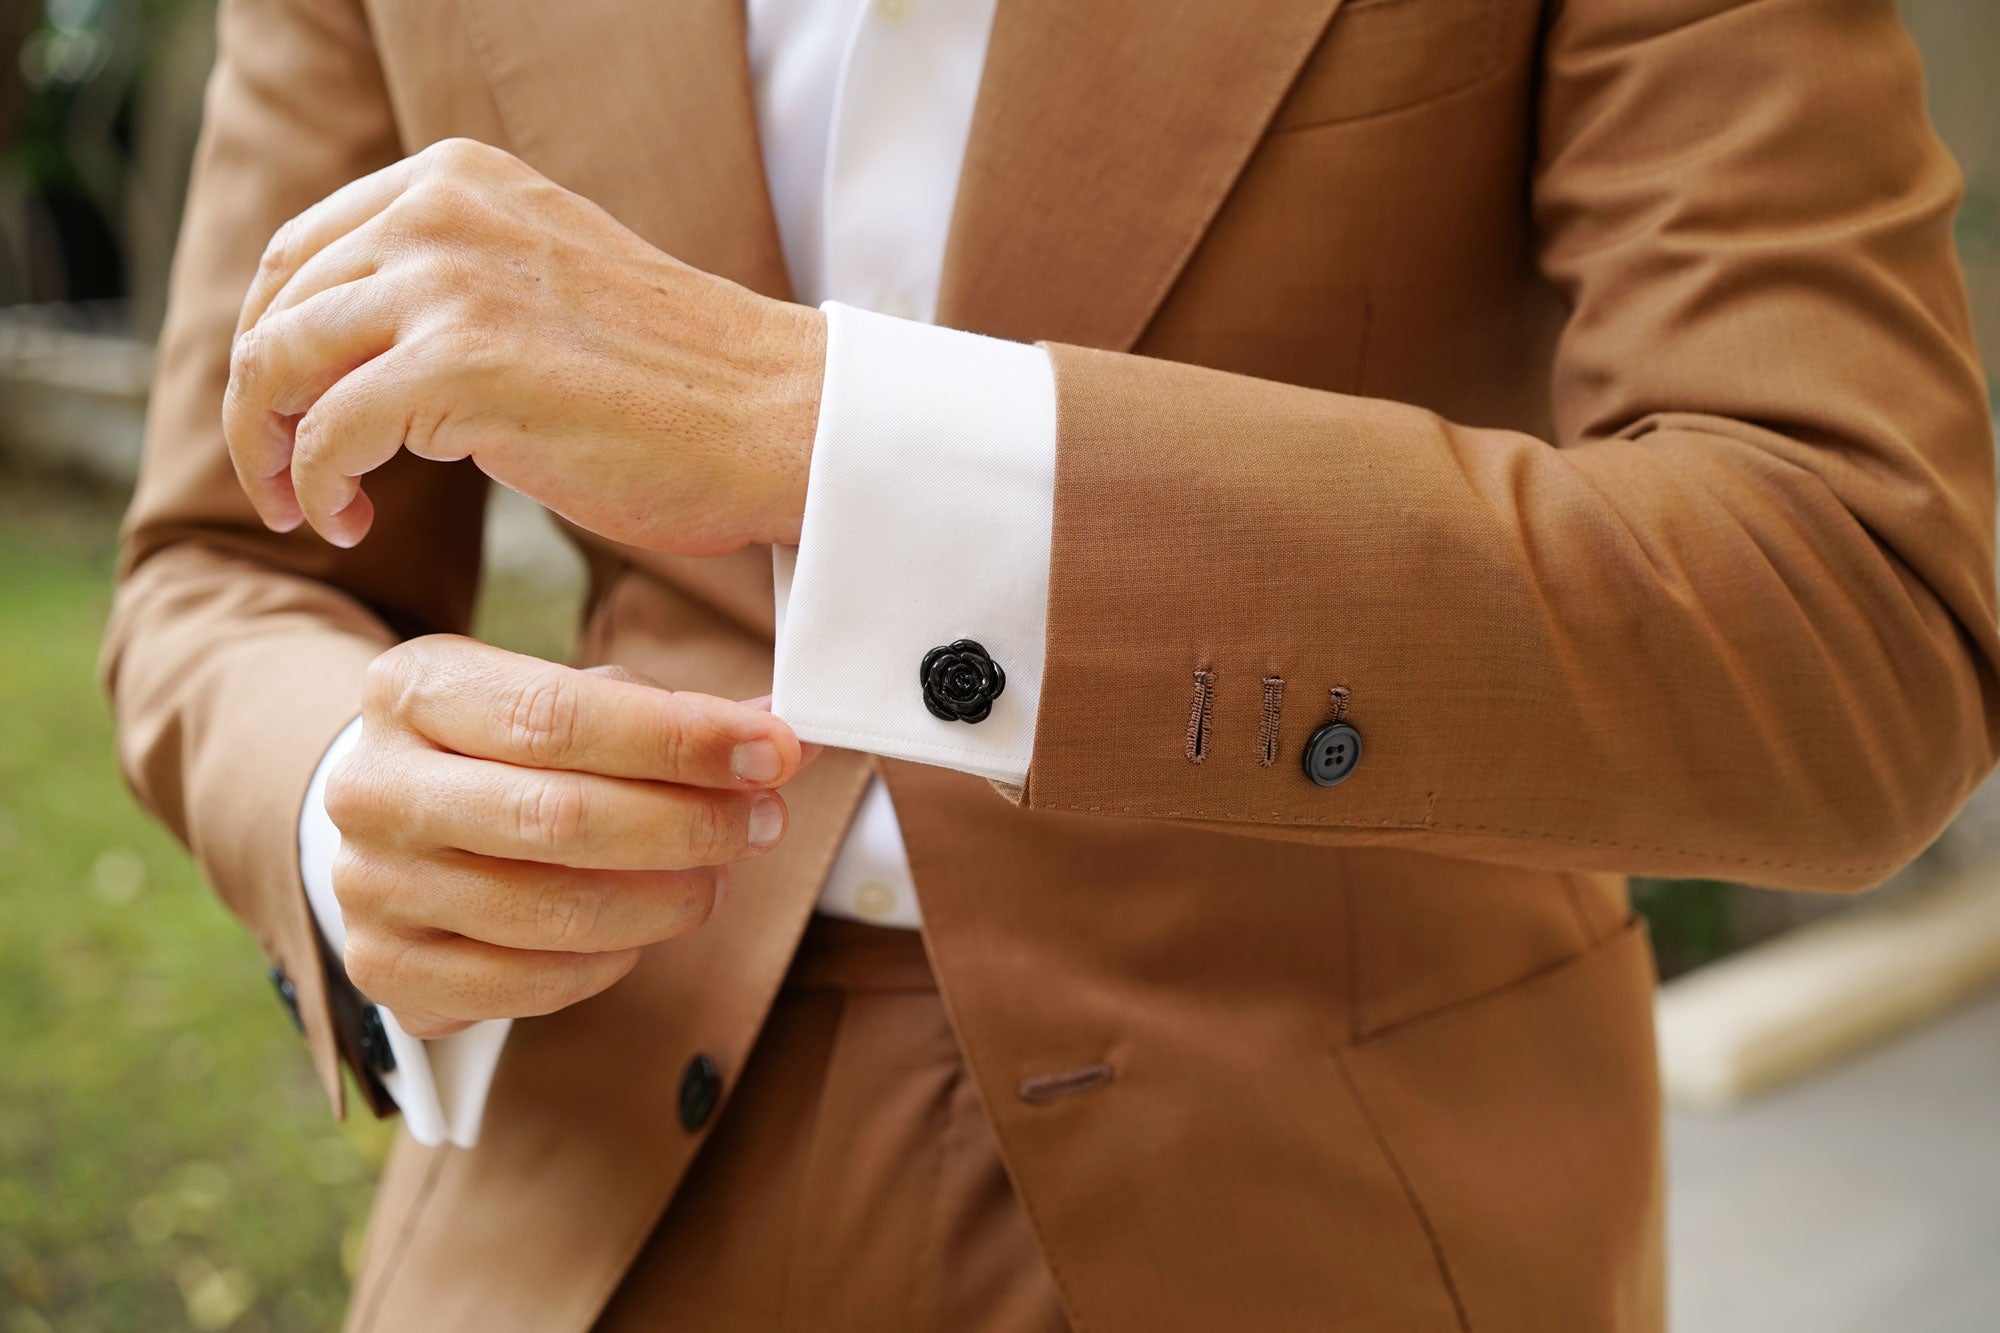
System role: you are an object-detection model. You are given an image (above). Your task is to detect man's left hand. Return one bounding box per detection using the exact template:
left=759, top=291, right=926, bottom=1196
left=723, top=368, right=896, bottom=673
left=223, top=137, right=824, bottom=554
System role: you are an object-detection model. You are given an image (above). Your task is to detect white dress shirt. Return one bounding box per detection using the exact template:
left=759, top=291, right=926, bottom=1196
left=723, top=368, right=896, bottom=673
left=297, top=0, right=1058, bottom=1146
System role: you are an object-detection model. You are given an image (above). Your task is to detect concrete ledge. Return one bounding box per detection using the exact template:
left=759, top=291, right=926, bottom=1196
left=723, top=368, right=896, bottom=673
left=0, top=305, right=151, bottom=484
left=1657, top=873, right=2000, bottom=1111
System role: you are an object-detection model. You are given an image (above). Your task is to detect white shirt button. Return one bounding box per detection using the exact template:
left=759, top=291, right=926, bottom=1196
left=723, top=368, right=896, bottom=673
left=852, top=881, right=900, bottom=921
left=873, top=0, right=912, bottom=22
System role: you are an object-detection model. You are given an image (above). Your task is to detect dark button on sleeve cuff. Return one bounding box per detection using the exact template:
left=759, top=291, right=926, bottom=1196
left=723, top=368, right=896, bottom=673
left=1303, top=722, right=1363, bottom=787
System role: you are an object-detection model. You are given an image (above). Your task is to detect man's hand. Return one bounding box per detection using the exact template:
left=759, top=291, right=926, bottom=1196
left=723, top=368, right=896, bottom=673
left=327, top=636, right=813, bottom=1038
left=223, top=137, right=824, bottom=554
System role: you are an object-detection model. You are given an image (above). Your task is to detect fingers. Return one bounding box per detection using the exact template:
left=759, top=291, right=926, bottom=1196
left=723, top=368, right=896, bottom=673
left=385, top=1004, right=471, bottom=1041
left=236, top=154, right=420, bottom=340
left=223, top=279, right=399, bottom=533
left=324, top=615, right=798, bottom=1029
left=343, top=927, right=642, bottom=1026
left=329, top=744, right=788, bottom=871
left=335, top=844, right=726, bottom=954
left=261, top=209, right=392, bottom=323
left=284, top=340, right=428, bottom=546
left=367, top=638, right=808, bottom=789
left=745, top=694, right=825, bottom=771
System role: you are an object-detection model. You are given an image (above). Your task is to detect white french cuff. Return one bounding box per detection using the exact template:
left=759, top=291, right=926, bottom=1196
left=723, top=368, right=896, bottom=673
left=771, top=301, right=1057, bottom=784
left=298, top=717, right=509, bottom=1149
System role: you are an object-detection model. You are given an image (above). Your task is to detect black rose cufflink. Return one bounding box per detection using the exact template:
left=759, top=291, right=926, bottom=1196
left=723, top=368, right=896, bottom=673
left=921, top=639, right=1005, bottom=723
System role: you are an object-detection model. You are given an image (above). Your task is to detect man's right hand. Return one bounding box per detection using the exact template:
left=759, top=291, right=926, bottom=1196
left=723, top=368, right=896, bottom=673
left=326, top=635, right=811, bottom=1038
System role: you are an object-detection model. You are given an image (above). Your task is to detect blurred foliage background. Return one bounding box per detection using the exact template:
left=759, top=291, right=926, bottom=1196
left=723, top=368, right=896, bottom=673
left=0, top=0, right=1996, bottom=1329
left=1, top=477, right=388, bottom=1333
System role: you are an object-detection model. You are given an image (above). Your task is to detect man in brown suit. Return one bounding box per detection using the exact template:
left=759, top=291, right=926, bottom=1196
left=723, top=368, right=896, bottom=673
left=103, top=0, right=1998, bottom=1329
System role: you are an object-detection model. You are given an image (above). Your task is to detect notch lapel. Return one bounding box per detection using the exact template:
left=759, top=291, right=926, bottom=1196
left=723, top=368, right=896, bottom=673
left=939, top=0, right=1348, bottom=350
left=454, top=0, right=792, bottom=299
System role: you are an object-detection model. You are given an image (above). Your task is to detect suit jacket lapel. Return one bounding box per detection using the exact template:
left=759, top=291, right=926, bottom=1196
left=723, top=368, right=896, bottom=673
left=939, top=0, right=1348, bottom=349
left=454, top=0, right=792, bottom=299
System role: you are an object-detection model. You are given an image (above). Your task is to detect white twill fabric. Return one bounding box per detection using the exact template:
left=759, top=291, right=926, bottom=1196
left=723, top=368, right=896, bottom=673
left=771, top=303, right=1054, bottom=786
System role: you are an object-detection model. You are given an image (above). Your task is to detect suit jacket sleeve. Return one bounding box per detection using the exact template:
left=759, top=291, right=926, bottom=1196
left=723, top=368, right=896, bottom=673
left=1019, top=0, right=2000, bottom=893
left=98, top=0, right=488, bottom=1112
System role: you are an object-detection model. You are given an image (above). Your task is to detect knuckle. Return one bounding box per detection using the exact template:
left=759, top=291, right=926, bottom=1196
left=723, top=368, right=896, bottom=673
left=410, top=175, right=470, bottom=223
left=519, top=960, right=591, bottom=1017
left=329, top=844, right=383, bottom=921
left=513, top=774, right=588, bottom=853
left=653, top=713, right=689, bottom=778
left=323, top=752, right=380, bottom=832
left=532, top=880, right=604, bottom=951
left=341, top=928, right=405, bottom=1001
left=227, top=328, right=267, bottom=396
left=363, top=647, right=421, bottom=725
left=291, top=407, right=331, bottom=467
left=403, top=408, right=449, bottom=460
left=507, top=671, right=581, bottom=766
left=340, top=937, right=378, bottom=994
left=681, top=797, right=736, bottom=864
left=426, top=136, right=490, bottom=173
left=445, top=321, right=522, bottom=379
left=362, top=643, right=406, bottom=698
left=258, top=219, right=299, bottom=278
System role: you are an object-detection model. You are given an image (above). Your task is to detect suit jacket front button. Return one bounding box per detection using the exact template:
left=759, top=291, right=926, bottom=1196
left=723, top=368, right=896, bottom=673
left=356, top=1006, right=397, bottom=1075
left=268, top=966, right=303, bottom=1034
left=679, top=1053, right=722, bottom=1132
left=1302, top=722, right=1363, bottom=787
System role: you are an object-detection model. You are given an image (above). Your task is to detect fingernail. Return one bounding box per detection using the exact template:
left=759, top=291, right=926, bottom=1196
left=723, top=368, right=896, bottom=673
left=712, top=866, right=730, bottom=912
left=732, top=739, right=784, bottom=785
left=748, top=795, right=785, bottom=849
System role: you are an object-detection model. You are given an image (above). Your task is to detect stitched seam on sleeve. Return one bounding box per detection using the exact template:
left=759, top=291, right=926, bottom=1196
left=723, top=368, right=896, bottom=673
left=1039, top=801, right=1896, bottom=878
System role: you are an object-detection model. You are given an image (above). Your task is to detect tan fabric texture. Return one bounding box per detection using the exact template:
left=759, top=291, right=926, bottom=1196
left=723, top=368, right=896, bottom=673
left=590, top=918, right=1069, bottom=1333
left=100, top=0, right=1995, bottom=1330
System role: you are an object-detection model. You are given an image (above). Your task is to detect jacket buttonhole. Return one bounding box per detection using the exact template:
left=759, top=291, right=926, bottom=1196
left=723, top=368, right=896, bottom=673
left=1018, top=1062, right=1116, bottom=1105
left=1185, top=669, right=1215, bottom=764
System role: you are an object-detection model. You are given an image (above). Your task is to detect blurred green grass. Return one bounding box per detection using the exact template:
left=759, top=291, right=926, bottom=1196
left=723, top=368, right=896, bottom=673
left=0, top=477, right=580, bottom=1333
left=1, top=472, right=592, bottom=1320
left=0, top=483, right=390, bottom=1332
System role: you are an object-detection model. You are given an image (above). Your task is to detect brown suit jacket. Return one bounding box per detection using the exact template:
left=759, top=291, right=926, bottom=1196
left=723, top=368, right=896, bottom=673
left=103, top=0, right=1998, bottom=1329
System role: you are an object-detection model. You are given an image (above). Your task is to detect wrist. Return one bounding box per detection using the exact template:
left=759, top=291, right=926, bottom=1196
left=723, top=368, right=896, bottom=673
left=758, top=301, right=825, bottom=547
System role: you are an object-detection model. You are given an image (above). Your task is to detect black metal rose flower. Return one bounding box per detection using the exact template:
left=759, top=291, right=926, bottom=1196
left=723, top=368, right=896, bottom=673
left=920, top=639, right=1006, bottom=723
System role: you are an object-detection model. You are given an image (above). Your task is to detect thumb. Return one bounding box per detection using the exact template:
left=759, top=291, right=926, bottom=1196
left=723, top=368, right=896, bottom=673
left=743, top=694, right=824, bottom=772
